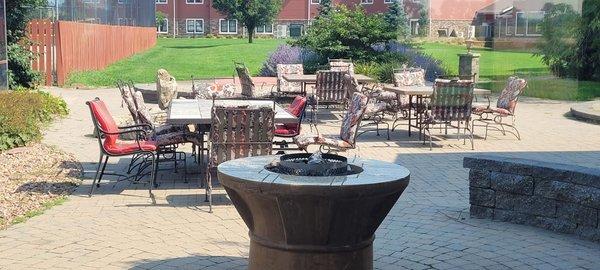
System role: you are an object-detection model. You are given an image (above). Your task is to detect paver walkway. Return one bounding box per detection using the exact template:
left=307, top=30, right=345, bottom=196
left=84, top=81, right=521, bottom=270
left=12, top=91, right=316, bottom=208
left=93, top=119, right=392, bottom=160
left=0, top=87, right=599, bottom=269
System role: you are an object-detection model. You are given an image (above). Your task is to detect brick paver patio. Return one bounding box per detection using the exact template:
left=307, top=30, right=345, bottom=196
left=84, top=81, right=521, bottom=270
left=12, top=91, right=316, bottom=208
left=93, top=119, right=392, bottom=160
left=0, top=87, right=598, bottom=269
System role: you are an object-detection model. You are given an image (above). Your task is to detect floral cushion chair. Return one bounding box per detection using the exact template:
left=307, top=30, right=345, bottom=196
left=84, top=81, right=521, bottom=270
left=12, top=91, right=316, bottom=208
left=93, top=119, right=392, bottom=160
left=276, top=64, right=304, bottom=96
left=294, top=92, right=368, bottom=152
left=344, top=74, right=390, bottom=140
left=329, top=59, right=355, bottom=74
left=194, top=83, right=236, bottom=100
left=389, top=67, right=427, bottom=131
left=473, top=76, right=527, bottom=140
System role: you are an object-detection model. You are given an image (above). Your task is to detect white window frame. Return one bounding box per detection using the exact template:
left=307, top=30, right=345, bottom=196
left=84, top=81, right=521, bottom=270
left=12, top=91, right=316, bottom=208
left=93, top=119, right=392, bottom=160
left=361, top=0, right=374, bottom=4
left=219, top=19, right=238, bottom=34
left=311, top=0, right=320, bottom=4
left=526, top=11, right=544, bottom=37
left=515, top=11, right=526, bottom=36
left=186, top=0, right=203, bottom=4
left=157, top=18, right=168, bottom=33
left=156, top=0, right=167, bottom=4
left=255, top=24, right=274, bottom=34
left=505, top=17, right=511, bottom=36
left=186, top=19, right=204, bottom=34
left=384, top=0, right=394, bottom=4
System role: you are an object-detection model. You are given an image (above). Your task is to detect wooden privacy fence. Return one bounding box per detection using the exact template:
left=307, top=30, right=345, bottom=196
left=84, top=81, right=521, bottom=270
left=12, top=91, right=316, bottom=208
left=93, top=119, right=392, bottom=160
left=28, top=20, right=157, bottom=86
left=28, top=20, right=54, bottom=85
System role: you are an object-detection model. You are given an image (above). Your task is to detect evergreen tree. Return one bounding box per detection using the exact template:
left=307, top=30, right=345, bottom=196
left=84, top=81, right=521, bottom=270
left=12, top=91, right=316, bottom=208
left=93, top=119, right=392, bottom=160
left=384, top=0, right=410, bottom=39
left=576, top=0, right=600, bottom=80
left=319, top=0, right=333, bottom=17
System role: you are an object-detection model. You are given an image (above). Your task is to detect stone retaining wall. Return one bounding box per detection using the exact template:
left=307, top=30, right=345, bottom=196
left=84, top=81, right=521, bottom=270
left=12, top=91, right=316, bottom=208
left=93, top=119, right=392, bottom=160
left=464, top=155, right=600, bottom=242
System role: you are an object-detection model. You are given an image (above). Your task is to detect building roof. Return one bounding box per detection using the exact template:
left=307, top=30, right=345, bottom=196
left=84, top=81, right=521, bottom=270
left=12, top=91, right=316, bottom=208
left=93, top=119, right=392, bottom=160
left=429, top=0, right=496, bottom=21
left=477, top=0, right=582, bottom=15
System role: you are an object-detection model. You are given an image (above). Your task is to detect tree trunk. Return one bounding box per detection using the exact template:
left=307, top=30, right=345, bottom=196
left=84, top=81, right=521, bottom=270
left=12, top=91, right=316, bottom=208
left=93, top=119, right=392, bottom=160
left=248, top=31, right=254, bottom=43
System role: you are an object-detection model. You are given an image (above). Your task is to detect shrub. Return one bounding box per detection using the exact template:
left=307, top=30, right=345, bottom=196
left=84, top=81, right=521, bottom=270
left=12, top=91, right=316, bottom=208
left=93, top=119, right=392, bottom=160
left=292, top=5, right=396, bottom=62
left=259, top=44, right=303, bottom=76
left=0, top=91, right=68, bottom=151
left=7, top=43, right=42, bottom=89
left=381, top=41, right=446, bottom=81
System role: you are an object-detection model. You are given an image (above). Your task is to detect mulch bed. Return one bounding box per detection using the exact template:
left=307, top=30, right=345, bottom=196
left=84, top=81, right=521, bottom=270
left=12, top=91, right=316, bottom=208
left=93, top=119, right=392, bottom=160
left=0, top=143, right=82, bottom=229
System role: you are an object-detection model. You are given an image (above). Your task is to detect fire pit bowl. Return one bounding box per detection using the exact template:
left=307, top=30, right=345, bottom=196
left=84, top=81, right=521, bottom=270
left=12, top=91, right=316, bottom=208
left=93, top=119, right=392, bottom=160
left=217, top=155, right=410, bottom=270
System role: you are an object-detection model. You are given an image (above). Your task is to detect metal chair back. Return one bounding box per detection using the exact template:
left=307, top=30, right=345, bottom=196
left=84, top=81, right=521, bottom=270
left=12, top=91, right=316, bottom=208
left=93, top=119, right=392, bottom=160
left=209, top=105, right=275, bottom=166
left=497, top=76, right=527, bottom=114
left=430, top=79, right=475, bottom=122
left=315, top=70, right=348, bottom=104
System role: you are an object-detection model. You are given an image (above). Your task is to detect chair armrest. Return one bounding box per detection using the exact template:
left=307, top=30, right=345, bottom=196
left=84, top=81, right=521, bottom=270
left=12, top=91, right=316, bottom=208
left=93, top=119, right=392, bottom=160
left=119, top=123, right=153, bottom=130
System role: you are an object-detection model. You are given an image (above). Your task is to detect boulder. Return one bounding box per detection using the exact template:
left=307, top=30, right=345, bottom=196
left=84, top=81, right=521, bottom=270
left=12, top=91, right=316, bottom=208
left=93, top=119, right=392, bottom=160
left=156, top=69, right=178, bottom=110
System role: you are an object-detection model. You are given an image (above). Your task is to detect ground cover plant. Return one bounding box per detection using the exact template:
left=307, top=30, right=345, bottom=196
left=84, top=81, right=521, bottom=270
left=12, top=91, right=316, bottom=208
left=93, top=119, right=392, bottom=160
left=0, top=90, right=68, bottom=151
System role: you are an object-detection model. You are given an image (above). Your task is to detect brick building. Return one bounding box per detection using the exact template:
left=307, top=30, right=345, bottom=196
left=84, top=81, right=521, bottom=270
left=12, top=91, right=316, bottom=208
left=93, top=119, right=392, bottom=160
left=155, top=0, right=422, bottom=37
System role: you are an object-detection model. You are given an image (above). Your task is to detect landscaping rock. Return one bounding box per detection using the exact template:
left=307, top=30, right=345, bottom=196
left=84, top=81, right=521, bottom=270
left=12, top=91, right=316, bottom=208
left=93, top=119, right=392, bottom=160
left=0, top=143, right=82, bottom=229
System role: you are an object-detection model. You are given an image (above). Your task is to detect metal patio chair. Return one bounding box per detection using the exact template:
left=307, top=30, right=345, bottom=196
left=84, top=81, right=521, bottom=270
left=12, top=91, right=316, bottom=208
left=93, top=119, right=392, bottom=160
left=276, top=64, right=305, bottom=96
left=472, top=76, right=527, bottom=140
left=344, top=74, right=390, bottom=140
left=294, top=92, right=369, bottom=153
left=204, top=105, right=275, bottom=213
left=328, top=58, right=354, bottom=74
left=389, top=67, right=426, bottom=131
left=273, top=95, right=308, bottom=153
left=86, top=98, right=158, bottom=197
left=422, top=79, right=475, bottom=150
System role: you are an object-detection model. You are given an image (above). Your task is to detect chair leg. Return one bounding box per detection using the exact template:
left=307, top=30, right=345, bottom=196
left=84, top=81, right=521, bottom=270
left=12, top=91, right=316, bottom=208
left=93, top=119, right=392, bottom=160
left=205, top=168, right=213, bottom=213
left=97, top=155, right=109, bottom=187
left=89, top=153, right=106, bottom=197
left=149, top=153, right=157, bottom=196
left=512, top=125, right=521, bottom=140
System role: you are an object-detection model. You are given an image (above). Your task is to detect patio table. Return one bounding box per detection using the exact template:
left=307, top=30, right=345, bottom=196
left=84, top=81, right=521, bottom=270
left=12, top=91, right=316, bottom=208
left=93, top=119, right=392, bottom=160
left=167, top=99, right=297, bottom=167
left=383, top=84, right=492, bottom=137
left=282, top=74, right=376, bottom=95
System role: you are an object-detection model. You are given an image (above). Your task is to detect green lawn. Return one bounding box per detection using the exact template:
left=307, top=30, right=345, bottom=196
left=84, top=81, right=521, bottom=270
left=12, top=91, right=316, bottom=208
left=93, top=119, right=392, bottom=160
left=67, top=38, right=284, bottom=87
left=418, top=42, right=600, bottom=101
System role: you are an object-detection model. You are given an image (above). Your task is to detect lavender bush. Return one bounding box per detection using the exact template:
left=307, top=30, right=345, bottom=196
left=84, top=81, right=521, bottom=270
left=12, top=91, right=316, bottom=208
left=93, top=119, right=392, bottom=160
left=379, top=41, right=447, bottom=81
left=259, top=44, right=303, bottom=76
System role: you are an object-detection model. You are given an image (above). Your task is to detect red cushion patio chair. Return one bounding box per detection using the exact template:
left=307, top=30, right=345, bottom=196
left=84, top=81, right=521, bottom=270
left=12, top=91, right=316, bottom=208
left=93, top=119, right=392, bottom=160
left=86, top=98, right=158, bottom=197
left=294, top=92, right=368, bottom=153
left=273, top=96, right=308, bottom=152
left=472, top=76, right=527, bottom=140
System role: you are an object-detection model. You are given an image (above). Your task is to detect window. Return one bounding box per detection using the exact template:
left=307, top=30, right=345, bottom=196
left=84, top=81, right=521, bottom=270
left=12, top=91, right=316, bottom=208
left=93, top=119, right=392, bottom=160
left=527, top=11, right=544, bottom=36
left=311, top=0, right=320, bottom=4
left=256, top=24, right=273, bottom=34
left=219, top=19, right=237, bottom=34
left=384, top=0, right=394, bottom=3
left=156, top=0, right=167, bottom=4
left=118, top=18, right=128, bottom=25
left=186, top=0, right=203, bottom=4
left=506, top=17, right=512, bottom=36
left=515, top=12, right=526, bottom=35
left=157, top=18, right=168, bottom=33
left=361, top=0, right=374, bottom=4
left=186, top=19, right=204, bottom=34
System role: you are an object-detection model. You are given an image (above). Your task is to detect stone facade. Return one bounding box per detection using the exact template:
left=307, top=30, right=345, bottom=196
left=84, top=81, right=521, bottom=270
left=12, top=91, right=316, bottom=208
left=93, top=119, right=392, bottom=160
left=464, top=155, right=600, bottom=242
left=429, top=20, right=474, bottom=38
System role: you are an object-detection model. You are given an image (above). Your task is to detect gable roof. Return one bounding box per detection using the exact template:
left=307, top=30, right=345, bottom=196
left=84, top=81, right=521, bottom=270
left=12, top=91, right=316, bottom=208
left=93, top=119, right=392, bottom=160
left=429, top=0, right=496, bottom=20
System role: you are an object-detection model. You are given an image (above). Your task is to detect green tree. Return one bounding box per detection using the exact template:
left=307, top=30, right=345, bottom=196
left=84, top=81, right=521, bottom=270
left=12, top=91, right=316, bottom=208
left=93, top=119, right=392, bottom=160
left=212, top=0, right=283, bottom=43
left=293, top=5, right=395, bottom=61
left=384, top=0, right=409, bottom=40
left=6, top=0, right=46, bottom=89
left=536, top=3, right=580, bottom=77
left=155, top=11, right=167, bottom=30
left=576, top=0, right=600, bottom=81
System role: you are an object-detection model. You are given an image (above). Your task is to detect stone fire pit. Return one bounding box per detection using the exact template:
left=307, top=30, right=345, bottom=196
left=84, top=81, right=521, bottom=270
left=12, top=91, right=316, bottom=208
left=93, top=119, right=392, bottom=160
left=217, top=154, right=410, bottom=270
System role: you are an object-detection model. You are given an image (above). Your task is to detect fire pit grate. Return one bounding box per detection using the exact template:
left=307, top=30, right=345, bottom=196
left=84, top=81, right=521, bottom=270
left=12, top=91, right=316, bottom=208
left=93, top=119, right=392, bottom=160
left=266, top=153, right=353, bottom=176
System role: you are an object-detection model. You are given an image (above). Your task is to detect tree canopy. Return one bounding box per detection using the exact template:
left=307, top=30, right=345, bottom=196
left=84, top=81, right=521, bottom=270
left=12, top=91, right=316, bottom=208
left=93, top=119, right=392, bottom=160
left=384, top=0, right=410, bottom=40
left=212, top=0, right=283, bottom=43
left=293, top=5, right=396, bottom=61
